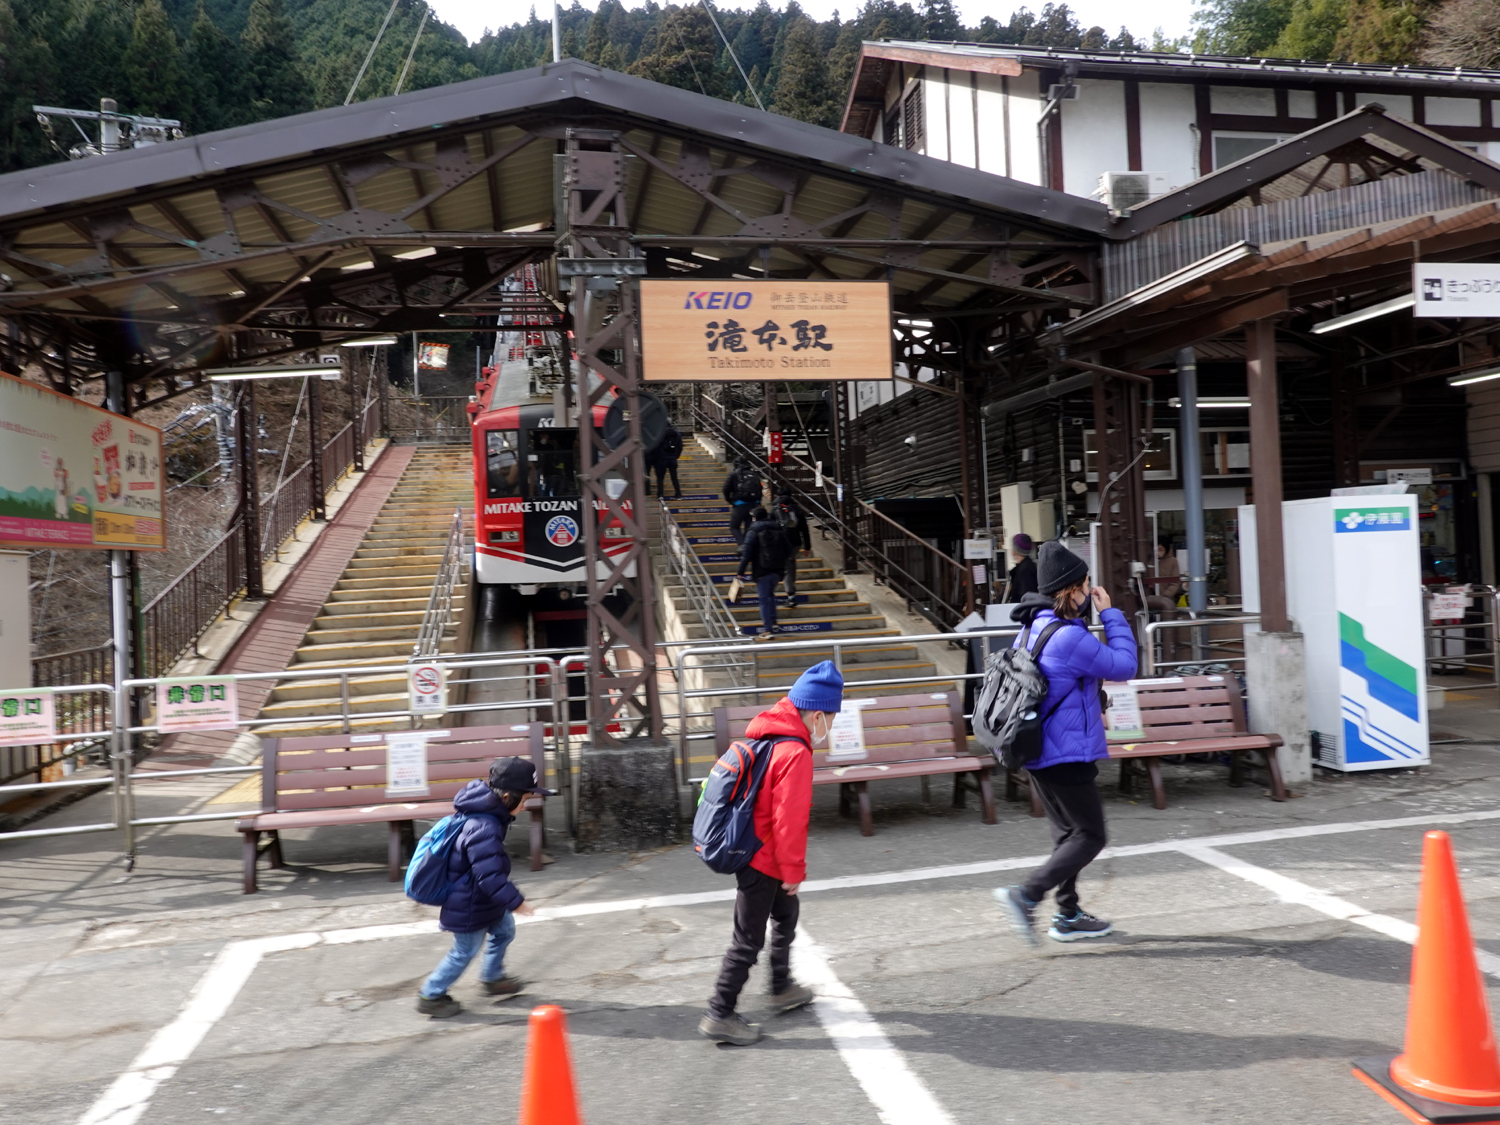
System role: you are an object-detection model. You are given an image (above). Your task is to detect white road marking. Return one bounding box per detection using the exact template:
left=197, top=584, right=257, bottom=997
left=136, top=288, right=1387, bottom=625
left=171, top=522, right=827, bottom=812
left=74, top=804, right=1500, bottom=1125
left=794, top=925, right=957, bottom=1125
left=1180, top=843, right=1500, bottom=979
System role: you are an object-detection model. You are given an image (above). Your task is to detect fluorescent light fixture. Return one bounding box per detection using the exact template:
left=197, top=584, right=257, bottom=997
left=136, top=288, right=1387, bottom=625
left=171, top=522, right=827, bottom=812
left=896, top=317, right=934, bottom=328
left=392, top=247, right=437, bottom=260
left=340, top=336, right=397, bottom=347
left=1449, top=366, right=1500, bottom=387
left=1310, top=293, right=1414, bottom=334
left=1168, top=396, right=1252, bottom=408
left=206, top=365, right=332, bottom=382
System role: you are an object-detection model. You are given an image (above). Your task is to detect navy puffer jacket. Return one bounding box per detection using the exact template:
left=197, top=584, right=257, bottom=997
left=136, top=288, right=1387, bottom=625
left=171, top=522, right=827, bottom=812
left=437, top=779, right=525, bottom=933
left=1010, top=593, right=1139, bottom=769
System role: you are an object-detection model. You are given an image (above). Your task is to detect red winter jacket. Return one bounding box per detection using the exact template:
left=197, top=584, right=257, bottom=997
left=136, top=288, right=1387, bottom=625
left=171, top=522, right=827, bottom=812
left=745, top=696, right=815, bottom=885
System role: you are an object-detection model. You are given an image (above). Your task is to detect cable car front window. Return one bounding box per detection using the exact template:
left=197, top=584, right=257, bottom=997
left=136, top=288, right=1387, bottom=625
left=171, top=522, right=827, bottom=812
left=528, top=429, right=579, bottom=498
left=485, top=430, right=521, bottom=498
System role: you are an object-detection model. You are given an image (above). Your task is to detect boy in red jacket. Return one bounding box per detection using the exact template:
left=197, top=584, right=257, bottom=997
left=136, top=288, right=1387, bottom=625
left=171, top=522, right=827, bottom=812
left=699, top=660, right=844, bottom=1046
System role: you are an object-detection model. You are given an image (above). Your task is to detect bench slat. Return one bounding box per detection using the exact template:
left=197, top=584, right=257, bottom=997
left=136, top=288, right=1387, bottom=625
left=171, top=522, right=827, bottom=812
left=814, top=757, right=982, bottom=783
left=275, top=759, right=494, bottom=793
left=814, top=741, right=959, bottom=768
left=273, top=739, right=530, bottom=773
left=238, top=800, right=454, bottom=831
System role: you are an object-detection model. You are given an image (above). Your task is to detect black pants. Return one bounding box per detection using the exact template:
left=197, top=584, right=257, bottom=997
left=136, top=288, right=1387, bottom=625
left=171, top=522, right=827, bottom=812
left=1022, top=762, right=1108, bottom=916
left=651, top=462, right=680, bottom=497
left=730, top=503, right=754, bottom=544
left=709, top=866, right=799, bottom=1017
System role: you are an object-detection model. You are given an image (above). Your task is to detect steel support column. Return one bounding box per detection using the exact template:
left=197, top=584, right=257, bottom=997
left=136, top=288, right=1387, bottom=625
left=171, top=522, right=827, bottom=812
left=238, top=380, right=264, bottom=598
left=349, top=353, right=365, bottom=473
left=1247, top=319, right=1289, bottom=632
left=1091, top=369, right=1150, bottom=622
left=308, top=373, right=326, bottom=520
left=828, top=380, right=857, bottom=573
left=1330, top=345, right=1359, bottom=489
left=562, top=129, right=662, bottom=746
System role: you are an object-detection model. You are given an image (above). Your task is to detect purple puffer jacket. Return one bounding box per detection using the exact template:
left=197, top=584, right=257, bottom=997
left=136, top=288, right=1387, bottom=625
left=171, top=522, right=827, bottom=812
left=1010, top=595, right=1139, bottom=769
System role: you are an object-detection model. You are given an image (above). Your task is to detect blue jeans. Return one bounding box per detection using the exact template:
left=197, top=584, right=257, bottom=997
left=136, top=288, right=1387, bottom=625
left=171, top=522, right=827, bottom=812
left=420, top=913, right=516, bottom=998
left=757, top=572, right=783, bottom=631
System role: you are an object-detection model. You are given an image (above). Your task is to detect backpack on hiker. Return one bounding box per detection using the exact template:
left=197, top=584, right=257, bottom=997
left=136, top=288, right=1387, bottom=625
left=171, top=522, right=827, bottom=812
left=757, top=523, right=793, bottom=573
left=404, top=813, right=470, bottom=905
left=775, top=499, right=801, bottom=534
left=731, top=469, right=761, bottom=504
left=972, top=621, right=1069, bottom=770
left=692, top=736, right=806, bottom=873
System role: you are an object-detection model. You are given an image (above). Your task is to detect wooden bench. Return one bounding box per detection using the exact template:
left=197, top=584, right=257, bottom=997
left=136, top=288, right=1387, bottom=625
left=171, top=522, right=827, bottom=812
left=1105, top=675, right=1288, bottom=810
left=236, top=723, right=549, bottom=894
left=713, top=691, right=996, bottom=837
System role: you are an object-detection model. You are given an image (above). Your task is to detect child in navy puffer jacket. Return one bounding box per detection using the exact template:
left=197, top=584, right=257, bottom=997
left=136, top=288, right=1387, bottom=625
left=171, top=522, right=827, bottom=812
left=994, top=541, right=1138, bottom=947
left=416, top=758, right=552, bottom=1019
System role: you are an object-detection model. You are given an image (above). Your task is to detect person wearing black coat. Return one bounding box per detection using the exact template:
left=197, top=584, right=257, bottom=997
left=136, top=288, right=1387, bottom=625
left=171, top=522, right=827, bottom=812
left=648, top=423, right=684, bottom=499
left=724, top=458, right=762, bottom=544
left=773, top=486, right=811, bottom=608
left=416, top=759, right=552, bottom=1019
left=738, top=507, right=795, bottom=638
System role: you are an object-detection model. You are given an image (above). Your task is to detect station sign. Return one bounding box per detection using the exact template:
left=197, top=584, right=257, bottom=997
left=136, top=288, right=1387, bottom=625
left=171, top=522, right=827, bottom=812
left=0, top=371, right=165, bottom=550
left=639, top=280, right=893, bottom=382
left=1415, top=263, right=1500, bottom=317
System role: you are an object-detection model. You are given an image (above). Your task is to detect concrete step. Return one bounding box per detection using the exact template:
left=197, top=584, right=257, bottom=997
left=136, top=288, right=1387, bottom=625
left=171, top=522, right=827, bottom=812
left=267, top=674, right=406, bottom=702
left=744, top=642, right=922, bottom=669
left=253, top=714, right=453, bottom=738
left=303, top=620, right=454, bottom=645
left=319, top=595, right=463, bottom=615
left=352, top=545, right=454, bottom=560
left=308, top=609, right=428, bottom=633
left=343, top=555, right=444, bottom=571
left=292, top=637, right=457, bottom=664
left=755, top=661, right=943, bottom=687
left=334, top=570, right=443, bottom=588
left=687, top=619, right=893, bottom=640
left=329, top=579, right=440, bottom=596
left=729, top=600, right=875, bottom=621
left=259, top=691, right=411, bottom=720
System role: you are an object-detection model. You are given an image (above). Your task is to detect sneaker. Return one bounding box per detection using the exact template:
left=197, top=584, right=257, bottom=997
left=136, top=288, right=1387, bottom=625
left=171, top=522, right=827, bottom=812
left=1048, top=910, right=1114, bottom=942
left=698, top=1012, right=763, bottom=1045
left=416, top=993, right=462, bottom=1018
left=784, top=596, right=797, bottom=608
left=769, top=982, right=815, bottom=1014
left=480, top=976, right=525, bottom=997
left=993, top=886, right=1039, bottom=947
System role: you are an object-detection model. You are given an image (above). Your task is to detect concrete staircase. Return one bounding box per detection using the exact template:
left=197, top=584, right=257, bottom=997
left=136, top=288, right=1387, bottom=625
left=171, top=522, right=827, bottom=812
left=648, top=438, right=948, bottom=699
left=255, top=446, right=474, bottom=735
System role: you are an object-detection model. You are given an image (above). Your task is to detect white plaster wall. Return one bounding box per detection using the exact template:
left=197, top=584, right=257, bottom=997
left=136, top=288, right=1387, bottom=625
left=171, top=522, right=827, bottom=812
left=1357, top=91, right=1413, bottom=119
left=949, top=72, right=978, bottom=169
left=1006, top=73, right=1043, bottom=186
left=1428, top=96, right=1482, bottom=127
left=1138, top=82, right=1199, bottom=191
left=1288, top=89, right=1318, bottom=119
left=1210, top=86, right=1275, bottom=115
left=1059, top=78, right=1129, bottom=198
left=923, top=71, right=949, bottom=161
left=974, top=73, right=1009, bottom=177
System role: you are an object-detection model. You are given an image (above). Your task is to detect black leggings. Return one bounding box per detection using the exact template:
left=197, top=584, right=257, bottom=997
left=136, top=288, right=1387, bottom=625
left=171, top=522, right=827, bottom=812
left=710, top=866, right=798, bottom=1017
left=652, top=462, right=680, bottom=496
left=1022, top=762, right=1108, bottom=915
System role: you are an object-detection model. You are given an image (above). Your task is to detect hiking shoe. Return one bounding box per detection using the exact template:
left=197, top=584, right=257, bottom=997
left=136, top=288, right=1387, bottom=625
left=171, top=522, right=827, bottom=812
left=1049, top=910, right=1114, bottom=942
left=480, top=976, right=524, bottom=997
left=994, top=886, right=1039, bottom=947
left=699, top=1012, right=763, bottom=1045
left=784, top=596, right=797, bottom=608
left=416, top=993, right=462, bottom=1019
left=769, top=982, right=815, bottom=1014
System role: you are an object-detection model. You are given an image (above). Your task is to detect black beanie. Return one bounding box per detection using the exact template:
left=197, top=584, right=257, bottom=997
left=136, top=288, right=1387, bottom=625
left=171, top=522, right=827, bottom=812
left=1036, top=540, right=1089, bottom=595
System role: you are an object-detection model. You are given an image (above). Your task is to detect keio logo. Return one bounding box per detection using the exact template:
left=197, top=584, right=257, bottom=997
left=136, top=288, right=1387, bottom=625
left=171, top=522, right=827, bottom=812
left=683, top=291, right=753, bottom=310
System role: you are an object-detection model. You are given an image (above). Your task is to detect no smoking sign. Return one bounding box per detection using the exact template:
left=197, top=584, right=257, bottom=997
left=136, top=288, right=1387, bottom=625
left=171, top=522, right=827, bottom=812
left=408, top=662, right=448, bottom=715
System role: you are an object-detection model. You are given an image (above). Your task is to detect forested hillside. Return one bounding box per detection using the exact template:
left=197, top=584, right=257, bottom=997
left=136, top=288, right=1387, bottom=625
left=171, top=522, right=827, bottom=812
left=3, top=0, right=1499, bottom=177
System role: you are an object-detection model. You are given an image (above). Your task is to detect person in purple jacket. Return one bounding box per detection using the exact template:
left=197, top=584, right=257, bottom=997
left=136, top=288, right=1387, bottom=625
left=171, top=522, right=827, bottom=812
left=994, top=540, right=1138, bottom=945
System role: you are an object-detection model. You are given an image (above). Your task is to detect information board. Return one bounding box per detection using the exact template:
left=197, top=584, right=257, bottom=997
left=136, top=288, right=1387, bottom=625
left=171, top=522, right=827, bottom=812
left=385, top=732, right=431, bottom=798
left=156, top=676, right=239, bottom=733
left=0, top=687, right=55, bottom=747
left=0, top=372, right=165, bottom=550
left=640, top=280, right=892, bottom=382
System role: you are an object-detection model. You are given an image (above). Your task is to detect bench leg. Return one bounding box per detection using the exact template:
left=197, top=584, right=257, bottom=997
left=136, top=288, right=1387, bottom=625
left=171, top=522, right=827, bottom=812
left=1264, top=748, right=1290, bottom=802
left=530, top=808, right=545, bottom=872
left=1228, top=749, right=1246, bottom=789
left=1118, top=759, right=1134, bottom=795
left=951, top=772, right=966, bottom=810
left=919, top=775, right=931, bottom=806
left=1004, top=768, right=1019, bottom=802
left=265, top=829, right=285, bottom=870
left=855, top=781, right=874, bottom=837
left=388, top=823, right=405, bottom=882
left=977, top=770, right=998, bottom=826
left=1145, top=758, right=1168, bottom=810
left=242, top=830, right=260, bottom=895
left=838, top=782, right=853, bottom=819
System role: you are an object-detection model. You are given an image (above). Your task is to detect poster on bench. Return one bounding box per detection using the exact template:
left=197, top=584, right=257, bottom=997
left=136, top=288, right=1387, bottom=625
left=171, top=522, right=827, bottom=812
left=826, top=699, right=875, bottom=763
left=386, top=732, right=430, bottom=798
left=1103, top=684, right=1145, bottom=742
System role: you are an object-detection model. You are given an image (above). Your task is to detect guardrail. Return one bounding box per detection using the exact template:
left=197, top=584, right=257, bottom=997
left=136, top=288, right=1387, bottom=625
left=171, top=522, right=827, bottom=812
left=388, top=395, right=472, bottom=444
left=1424, top=584, right=1500, bottom=694
left=1141, top=614, right=1260, bottom=677
left=414, top=508, right=468, bottom=658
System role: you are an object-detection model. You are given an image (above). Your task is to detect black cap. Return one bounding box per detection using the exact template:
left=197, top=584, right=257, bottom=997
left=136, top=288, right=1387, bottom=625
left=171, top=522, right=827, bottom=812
left=488, top=757, right=557, bottom=795
left=1037, top=540, right=1089, bottom=596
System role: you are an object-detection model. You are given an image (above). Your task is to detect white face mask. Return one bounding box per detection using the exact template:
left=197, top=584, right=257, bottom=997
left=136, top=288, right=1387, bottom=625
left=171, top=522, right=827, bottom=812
left=809, top=711, right=831, bottom=747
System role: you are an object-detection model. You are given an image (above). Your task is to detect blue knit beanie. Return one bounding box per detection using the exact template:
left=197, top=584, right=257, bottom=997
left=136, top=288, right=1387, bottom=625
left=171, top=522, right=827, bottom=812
left=787, top=660, right=844, bottom=713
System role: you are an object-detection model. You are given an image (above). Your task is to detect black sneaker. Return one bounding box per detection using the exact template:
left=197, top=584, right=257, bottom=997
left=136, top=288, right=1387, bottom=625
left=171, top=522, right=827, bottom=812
left=1048, top=910, right=1114, bottom=942
left=416, top=993, right=462, bottom=1018
left=480, top=976, right=524, bottom=997
left=698, top=1011, right=763, bottom=1045
left=993, top=886, right=1039, bottom=947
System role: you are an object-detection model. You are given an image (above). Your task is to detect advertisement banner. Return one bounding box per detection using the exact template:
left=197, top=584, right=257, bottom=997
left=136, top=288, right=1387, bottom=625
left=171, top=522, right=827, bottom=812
left=0, top=688, right=56, bottom=747
left=156, top=677, right=239, bottom=733
left=0, top=372, right=165, bottom=550
left=639, top=280, right=893, bottom=382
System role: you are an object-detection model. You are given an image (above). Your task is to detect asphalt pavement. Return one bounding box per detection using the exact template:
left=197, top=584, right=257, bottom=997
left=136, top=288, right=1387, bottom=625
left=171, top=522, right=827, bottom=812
left=7, top=695, right=1500, bottom=1125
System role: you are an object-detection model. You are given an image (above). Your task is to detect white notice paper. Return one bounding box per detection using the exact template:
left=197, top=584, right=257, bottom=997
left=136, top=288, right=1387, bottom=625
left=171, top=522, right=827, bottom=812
left=1429, top=592, right=1469, bottom=622
left=826, top=699, right=875, bottom=763
left=386, top=732, right=430, bottom=798
left=1103, top=683, right=1145, bottom=742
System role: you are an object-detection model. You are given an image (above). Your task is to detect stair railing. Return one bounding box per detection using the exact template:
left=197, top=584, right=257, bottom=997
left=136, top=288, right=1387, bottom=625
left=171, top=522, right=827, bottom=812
left=659, top=498, right=752, bottom=688
left=413, top=507, right=467, bottom=658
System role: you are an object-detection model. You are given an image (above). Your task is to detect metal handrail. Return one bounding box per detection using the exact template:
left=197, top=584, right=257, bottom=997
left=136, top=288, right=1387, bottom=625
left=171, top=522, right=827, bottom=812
left=659, top=498, right=745, bottom=646
left=413, top=507, right=467, bottom=658
left=1141, top=614, right=1260, bottom=676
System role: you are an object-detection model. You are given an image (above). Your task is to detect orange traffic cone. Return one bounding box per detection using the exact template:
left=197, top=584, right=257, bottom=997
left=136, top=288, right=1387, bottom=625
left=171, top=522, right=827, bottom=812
left=1354, top=831, right=1500, bottom=1124
left=518, top=1004, right=583, bottom=1125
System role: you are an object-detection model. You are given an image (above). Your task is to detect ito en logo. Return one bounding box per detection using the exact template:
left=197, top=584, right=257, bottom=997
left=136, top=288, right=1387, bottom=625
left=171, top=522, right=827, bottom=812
left=546, top=514, right=579, bottom=547
left=1336, top=507, right=1408, bottom=533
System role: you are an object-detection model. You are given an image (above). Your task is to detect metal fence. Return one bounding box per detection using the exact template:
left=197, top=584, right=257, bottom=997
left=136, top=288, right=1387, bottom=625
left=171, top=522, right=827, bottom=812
left=1, top=650, right=113, bottom=785
left=389, top=396, right=472, bottom=444
left=414, top=508, right=468, bottom=658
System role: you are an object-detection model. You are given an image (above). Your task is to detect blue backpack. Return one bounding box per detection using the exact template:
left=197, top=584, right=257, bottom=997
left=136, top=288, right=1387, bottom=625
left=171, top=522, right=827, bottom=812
left=692, top=736, right=805, bottom=874
left=404, top=813, right=470, bottom=905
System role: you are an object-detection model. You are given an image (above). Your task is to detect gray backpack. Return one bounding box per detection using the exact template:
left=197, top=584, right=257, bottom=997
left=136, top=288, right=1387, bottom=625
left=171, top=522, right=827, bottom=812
left=973, top=621, right=1067, bottom=770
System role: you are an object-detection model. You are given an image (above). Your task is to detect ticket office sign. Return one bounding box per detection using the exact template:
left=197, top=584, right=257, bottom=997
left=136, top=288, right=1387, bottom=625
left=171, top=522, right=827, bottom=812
left=0, top=371, right=165, bottom=550
left=639, top=280, right=893, bottom=382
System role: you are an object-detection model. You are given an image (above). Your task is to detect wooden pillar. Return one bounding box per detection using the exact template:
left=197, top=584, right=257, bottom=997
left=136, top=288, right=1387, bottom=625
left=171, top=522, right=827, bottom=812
left=1247, top=319, right=1289, bottom=632
left=829, top=380, right=857, bottom=573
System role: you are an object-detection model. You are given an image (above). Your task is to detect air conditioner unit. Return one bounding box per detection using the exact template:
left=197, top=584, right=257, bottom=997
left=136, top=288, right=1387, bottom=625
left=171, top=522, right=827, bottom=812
left=1094, top=171, right=1171, bottom=212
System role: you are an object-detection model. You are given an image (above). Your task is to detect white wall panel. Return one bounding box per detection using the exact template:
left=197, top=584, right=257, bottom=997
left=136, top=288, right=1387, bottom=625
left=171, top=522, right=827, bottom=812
left=1059, top=79, right=1129, bottom=198
left=1138, top=82, right=1199, bottom=190
left=1006, top=73, right=1042, bottom=186
left=974, top=74, right=1009, bottom=177
left=949, top=72, right=978, bottom=168
left=1427, top=96, right=1482, bottom=127
left=1210, top=86, right=1275, bottom=115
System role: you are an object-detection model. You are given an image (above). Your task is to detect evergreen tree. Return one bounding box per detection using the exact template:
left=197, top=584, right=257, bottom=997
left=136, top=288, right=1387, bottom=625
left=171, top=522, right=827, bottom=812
left=771, top=15, right=836, bottom=126
left=123, top=0, right=190, bottom=121
left=921, top=0, right=962, bottom=40
left=1268, top=0, right=1347, bottom=57
left=628, top=5, right=727, bottom=97
left=185, top=1, right=248, bottom=130
left=242, top=0, right=314, bottom=117
left=1191, top=0, right=1297, bottom=54
left=1334, top=0, right=1436, bottom=62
